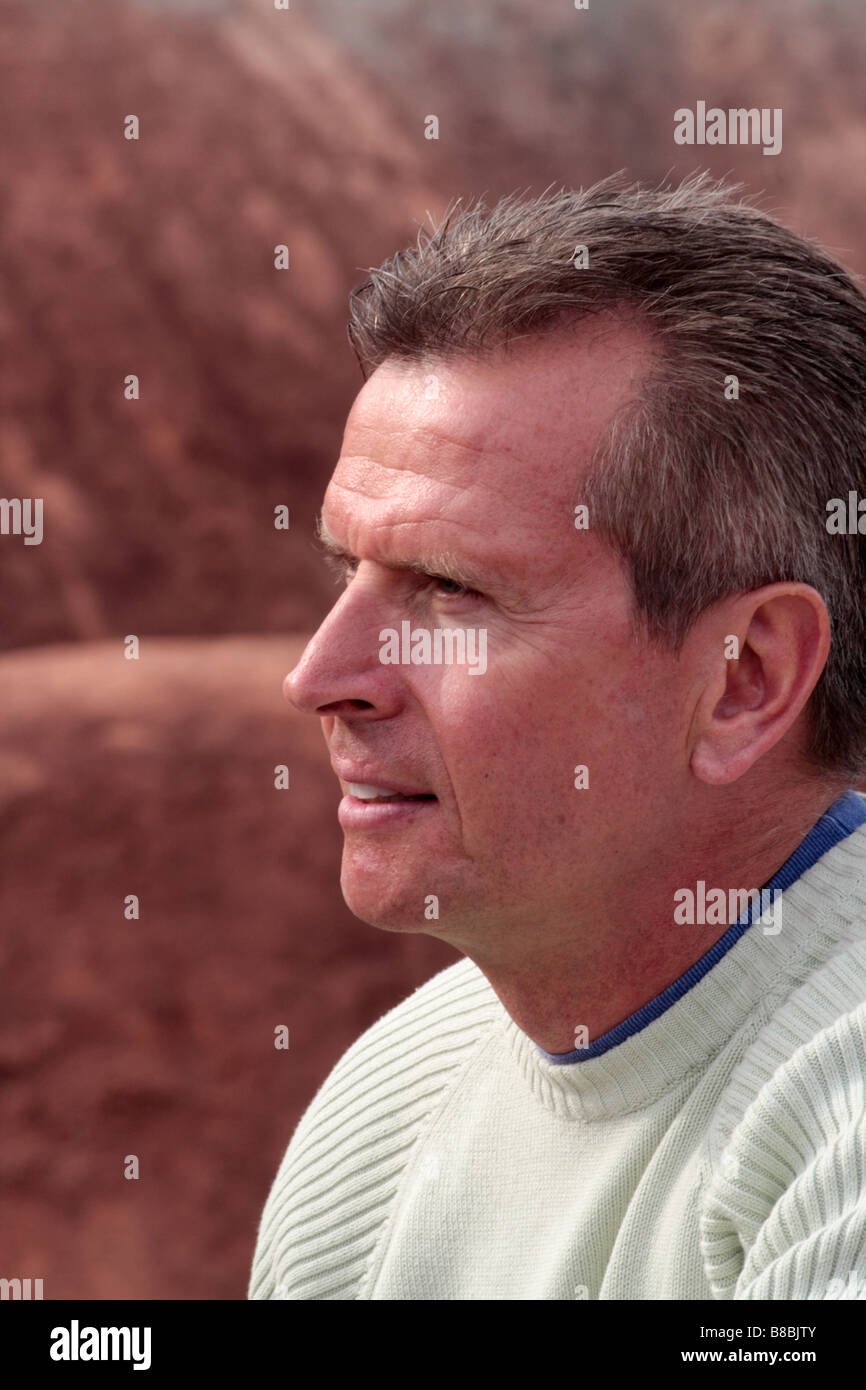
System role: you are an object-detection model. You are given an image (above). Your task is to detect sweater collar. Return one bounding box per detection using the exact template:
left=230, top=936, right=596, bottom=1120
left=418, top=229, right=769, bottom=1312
left=504, top=797, right=866, bottom=1121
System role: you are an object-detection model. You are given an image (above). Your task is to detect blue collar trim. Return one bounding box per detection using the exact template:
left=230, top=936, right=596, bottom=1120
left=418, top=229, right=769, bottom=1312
left=537, top=790, right=866, bottom=1065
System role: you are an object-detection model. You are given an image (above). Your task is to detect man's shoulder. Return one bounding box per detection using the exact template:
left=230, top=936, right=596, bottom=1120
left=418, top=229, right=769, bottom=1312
left=293, top=953, right=503, bottom=1150
left=701, top=930, right=866, bottom=1298
left=708, top=919, right=866, bottom=1161
left=248, top=956, right=502, bottom=1299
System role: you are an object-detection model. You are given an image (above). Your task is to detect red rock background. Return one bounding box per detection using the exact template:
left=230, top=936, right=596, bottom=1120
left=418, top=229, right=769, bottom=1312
left=0, top=0, right=864, bottom=1298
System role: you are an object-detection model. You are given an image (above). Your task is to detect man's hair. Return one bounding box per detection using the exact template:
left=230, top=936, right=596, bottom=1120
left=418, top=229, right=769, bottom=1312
left=346, top=172, right=866, bottom=778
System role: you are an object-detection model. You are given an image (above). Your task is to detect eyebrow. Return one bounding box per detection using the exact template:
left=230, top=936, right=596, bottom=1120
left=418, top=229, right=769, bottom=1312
left=315, top=514, right=507, bottom=596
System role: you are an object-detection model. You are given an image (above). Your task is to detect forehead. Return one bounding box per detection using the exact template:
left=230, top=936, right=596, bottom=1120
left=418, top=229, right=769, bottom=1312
left=324, top=321, right=653, bottom=559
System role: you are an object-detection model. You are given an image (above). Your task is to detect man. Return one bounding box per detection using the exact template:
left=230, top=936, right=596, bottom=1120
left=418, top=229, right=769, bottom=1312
left=249, top=173, right=866, bottom=1300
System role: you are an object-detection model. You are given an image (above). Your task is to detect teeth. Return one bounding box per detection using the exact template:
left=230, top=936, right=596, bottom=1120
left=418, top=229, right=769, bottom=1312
left=347, top=782, right=404, bottom=801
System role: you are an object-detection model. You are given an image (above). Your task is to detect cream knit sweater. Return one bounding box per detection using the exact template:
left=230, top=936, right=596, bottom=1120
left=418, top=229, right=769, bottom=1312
left=249, top=817, right=866, bottom=1300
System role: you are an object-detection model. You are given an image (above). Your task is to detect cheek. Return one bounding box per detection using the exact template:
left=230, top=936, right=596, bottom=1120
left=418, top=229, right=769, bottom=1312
left=434, top=669, right=581, bottom=818
left=433, top=665, right=533, bottom=755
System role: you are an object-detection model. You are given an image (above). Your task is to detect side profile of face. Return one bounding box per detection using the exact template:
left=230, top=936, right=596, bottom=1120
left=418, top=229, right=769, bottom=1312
left=285, top=324, right=703, bottom=957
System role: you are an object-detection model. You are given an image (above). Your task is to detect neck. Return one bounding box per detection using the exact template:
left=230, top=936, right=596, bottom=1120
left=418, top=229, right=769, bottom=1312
left=459, top=779, right=848, bottom=1053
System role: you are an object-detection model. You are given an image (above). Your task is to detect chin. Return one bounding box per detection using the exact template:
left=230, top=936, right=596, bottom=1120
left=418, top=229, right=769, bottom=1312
left=337, top=839, right=432, bottom=929
left=338, top=844, right=483, bottom=940
left=340, top=879, right=433, bottom=934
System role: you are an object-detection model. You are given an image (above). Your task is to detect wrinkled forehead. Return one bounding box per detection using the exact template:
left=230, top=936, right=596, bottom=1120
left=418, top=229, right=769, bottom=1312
left=326, top=322, right=654, bottom=539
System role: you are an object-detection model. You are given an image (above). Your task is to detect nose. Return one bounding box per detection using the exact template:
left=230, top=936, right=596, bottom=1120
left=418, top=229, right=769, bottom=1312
left=283, top=586, right=403, bottom=721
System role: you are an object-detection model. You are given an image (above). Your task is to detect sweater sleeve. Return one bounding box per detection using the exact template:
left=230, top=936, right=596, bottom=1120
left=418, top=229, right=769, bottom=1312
left=700, top=1002, right=866, bottom=1300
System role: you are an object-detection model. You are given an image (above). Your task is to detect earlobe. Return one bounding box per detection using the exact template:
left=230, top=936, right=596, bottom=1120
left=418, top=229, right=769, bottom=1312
left=691, top=730, right=759, bottom=786
left=690, top=693, right=759, bottom=785
left=689, top=584, right=831, bottom=787
left=689, top=652, right=752, bottom=786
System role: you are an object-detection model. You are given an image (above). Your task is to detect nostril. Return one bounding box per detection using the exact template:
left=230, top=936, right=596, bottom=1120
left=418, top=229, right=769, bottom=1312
left=317, top=698, right=375, bottom=715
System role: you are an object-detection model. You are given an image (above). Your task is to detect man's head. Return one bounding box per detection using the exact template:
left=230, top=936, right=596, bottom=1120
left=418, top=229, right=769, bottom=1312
left=286, top=173, right=866, bottom=953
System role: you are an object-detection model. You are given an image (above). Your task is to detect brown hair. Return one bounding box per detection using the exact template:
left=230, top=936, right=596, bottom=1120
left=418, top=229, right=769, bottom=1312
left=347, top=172, right=866, bottom=777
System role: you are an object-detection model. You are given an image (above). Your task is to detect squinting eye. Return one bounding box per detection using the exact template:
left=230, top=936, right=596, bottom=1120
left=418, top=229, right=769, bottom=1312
left=431, top=576, right=470, bottom=598
left=428, top=575, right=482, bottom=601
left=323, top=552, right=481, bottom=600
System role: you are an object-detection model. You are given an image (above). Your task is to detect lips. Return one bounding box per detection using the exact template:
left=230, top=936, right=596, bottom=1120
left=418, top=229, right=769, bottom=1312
left=335, top=766, right=439, bottom=831
left=332, top=762, right=436, bottom=801
left=346, top=782, right=436, bottom=804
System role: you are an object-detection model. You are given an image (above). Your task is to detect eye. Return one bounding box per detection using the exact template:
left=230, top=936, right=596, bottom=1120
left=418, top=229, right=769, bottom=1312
left=322, top=550, right=482, bottom=601
left=428, top=575, right=480, bottom=600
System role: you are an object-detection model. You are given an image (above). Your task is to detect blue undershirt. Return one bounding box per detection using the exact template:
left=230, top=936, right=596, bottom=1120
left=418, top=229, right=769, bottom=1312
left=537, top=789, right=866, bottom=1065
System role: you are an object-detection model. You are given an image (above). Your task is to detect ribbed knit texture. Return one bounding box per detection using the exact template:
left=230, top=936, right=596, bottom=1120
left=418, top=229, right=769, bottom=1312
left=249, top=823, right=866, bottom=1300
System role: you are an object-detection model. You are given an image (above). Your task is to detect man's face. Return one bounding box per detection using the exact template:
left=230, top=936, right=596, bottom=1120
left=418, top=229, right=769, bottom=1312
left=286, top=325, right=685, bottom=956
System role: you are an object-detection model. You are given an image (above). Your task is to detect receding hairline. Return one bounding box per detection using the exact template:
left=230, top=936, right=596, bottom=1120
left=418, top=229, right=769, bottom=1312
left=348, top=310, right=665, bottom=481
left=358, top=299, right=663, bottom=382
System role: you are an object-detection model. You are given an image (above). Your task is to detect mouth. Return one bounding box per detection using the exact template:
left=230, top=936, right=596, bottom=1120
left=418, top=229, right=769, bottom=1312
left=345, top=782, right=437, bottom=805
left=335, top=774, right=439, bottom=830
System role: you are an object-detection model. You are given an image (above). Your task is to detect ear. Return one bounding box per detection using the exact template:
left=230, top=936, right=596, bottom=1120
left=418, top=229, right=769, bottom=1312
left=689, top=584, right=831, bottom=785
